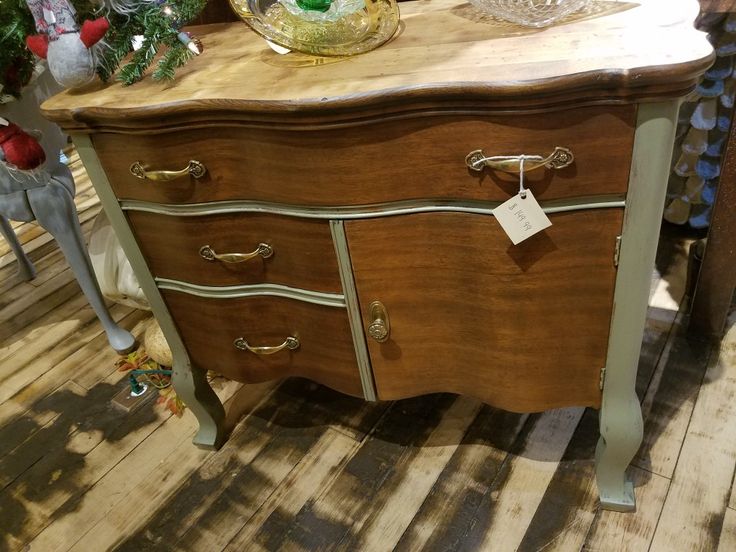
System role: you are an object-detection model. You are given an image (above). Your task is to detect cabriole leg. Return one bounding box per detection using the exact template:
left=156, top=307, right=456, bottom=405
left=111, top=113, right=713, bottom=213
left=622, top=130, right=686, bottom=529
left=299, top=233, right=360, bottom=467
left=172, top=360, right=226, bottom=449
left=73, top=134, right=225, bottom=449
left=594, top=101, right=680, bottom=512
left=595, top=392, right=643, bottom=512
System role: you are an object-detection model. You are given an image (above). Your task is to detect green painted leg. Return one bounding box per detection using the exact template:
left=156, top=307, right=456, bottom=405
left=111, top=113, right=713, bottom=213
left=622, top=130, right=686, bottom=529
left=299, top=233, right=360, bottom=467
left=71, top=134, right=227, bottom=448
left=595, top=392, right=643, bottom=512
left=172, top=360, right=226, bottom=450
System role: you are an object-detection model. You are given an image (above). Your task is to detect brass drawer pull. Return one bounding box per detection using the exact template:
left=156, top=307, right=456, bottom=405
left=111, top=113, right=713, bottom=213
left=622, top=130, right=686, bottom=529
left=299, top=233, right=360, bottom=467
left=234, top=336, right=300, bottom=355
left=129, top=160, right=207, bottom=181
left=199, top=243, right=274, bottom=263
left=368, top=301, right=390, bottom=343
left=465, top=146, right=574, bottom=173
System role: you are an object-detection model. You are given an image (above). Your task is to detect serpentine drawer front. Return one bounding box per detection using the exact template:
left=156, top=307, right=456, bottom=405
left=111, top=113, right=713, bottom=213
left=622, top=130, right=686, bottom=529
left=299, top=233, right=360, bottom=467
left=91, top=106, right=635, bottom=206
left=127, top=211, right=342, bottom=292
left=41, top=0, right=713, bottom=512
left=162, top=291, right=364, bottom=398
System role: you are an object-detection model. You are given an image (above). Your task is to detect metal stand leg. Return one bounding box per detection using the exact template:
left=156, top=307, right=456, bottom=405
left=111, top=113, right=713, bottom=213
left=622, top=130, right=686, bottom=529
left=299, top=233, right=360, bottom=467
left=27, top=179, right=136, bottom=354
left=0, top=214, right=36, bottom=281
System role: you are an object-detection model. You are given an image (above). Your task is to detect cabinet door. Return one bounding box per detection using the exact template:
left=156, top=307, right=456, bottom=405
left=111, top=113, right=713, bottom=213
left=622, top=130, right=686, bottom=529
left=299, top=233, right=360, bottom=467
left=345, top=210, right=623, bottom=412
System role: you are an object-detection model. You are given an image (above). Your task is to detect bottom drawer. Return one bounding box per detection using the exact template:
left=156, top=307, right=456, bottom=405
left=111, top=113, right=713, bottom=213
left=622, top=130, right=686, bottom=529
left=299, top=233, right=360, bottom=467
left=162, top=291, right=363, bottom=398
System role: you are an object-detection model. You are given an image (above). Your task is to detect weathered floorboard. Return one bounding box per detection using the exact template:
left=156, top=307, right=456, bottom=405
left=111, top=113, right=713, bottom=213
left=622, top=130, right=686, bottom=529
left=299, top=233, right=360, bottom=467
left=584, top=467, right=671, bottom=552
left=473, top=408, right=585, bottom=551
left=393, top=406, right=528, bottom=552
left=30, top=379, right=250, bottom=552
left=0, top=300, right=137, bottom=409
left=336, top=397, right=484, bottom=552
left=112, top=380, right=386, bottom=552
left=718, top=508, right=736, bottom=552
left=650, top=314, right=736, bottom=552
left=223, top=426, right=362, bottom=552
left=633, top=325, right=713, bottom=478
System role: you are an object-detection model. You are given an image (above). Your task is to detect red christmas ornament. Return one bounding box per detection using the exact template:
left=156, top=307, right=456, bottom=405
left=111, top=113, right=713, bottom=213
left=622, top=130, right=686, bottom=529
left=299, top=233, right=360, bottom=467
left=80, top=17, right=110, bottom=48
left=25, top=34, right=49, bottom=59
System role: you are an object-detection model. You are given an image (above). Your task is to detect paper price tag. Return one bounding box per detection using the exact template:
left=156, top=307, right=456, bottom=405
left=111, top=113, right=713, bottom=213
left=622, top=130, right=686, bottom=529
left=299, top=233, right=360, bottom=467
left=491, top=190, right=552, bottom=245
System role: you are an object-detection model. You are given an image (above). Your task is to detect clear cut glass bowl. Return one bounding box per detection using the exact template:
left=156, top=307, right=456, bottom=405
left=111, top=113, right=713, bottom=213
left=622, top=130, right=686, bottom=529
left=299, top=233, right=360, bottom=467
left=229, top=0, right=400, bottom=56
left=469, top=0, right=592, bottom=28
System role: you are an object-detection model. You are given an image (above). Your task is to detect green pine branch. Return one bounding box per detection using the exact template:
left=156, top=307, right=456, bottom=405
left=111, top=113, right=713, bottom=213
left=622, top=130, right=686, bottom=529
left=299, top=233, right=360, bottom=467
left=153, top=43, right=195, bottom=82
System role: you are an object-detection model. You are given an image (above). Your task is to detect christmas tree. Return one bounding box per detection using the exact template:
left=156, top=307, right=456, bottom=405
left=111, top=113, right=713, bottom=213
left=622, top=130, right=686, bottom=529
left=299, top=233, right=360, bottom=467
left=0, top=1, right=36, bottom=97
left=0, top=0, right=208, bottom=98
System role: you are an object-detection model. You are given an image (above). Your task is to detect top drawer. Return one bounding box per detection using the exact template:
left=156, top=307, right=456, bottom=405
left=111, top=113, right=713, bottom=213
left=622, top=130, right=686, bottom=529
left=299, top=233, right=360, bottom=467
left=93, top=105, right=635, bottom=206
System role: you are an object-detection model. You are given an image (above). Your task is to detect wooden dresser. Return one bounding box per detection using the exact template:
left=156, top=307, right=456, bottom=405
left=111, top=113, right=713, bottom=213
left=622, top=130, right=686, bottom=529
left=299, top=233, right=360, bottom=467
left=41, top=0, right=712, bottom=512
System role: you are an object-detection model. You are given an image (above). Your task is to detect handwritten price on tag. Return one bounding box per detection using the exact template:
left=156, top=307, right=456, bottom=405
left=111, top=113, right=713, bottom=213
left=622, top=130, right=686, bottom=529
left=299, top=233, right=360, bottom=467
left=507, top=201, right=534, bottom=233
left=492, top=190, right=552, bottom=245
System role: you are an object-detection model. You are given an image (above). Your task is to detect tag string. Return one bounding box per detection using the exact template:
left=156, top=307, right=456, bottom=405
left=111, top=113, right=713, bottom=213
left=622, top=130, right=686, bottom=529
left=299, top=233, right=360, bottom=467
left=519, top=156, right=527, bottom=199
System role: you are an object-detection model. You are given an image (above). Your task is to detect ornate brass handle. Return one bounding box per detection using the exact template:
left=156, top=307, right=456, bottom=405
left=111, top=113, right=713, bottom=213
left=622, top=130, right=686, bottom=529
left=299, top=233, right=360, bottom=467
left=368, top=301, right=390, bottom=343
left=199, top=243, right=274, bottom=263
left=129, top=160, right=207, bottom=181
left=233, top=336, right=300, bottom=355
left=465, top=146, right=574, bottom=173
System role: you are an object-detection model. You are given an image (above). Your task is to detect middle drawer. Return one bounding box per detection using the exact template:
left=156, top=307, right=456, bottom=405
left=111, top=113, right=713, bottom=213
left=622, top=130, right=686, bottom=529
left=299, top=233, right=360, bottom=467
left=126, top=211, right=342, bottom=293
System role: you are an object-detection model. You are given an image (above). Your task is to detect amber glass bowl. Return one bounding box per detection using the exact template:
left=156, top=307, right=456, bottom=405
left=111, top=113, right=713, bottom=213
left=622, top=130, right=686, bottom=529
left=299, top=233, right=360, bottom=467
left=229, top=0, right=400, bottom=56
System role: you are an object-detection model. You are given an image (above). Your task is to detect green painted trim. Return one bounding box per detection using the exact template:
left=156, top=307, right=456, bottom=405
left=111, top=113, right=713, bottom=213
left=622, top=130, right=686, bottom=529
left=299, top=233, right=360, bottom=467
left=330, top=220, right=377, bottom=402
left=120, top=196, right=626, bottom=220
left=595, top=100, right=681, bottom=512
left=72, top=134, right=226, bottom=449
left=156, top=278, right=346, bottom=307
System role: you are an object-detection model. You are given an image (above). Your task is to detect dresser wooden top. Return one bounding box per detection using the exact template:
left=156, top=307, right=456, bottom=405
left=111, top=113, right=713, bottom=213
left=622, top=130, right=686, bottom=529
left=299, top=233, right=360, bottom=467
left=42, top=0, right=713, bottom=130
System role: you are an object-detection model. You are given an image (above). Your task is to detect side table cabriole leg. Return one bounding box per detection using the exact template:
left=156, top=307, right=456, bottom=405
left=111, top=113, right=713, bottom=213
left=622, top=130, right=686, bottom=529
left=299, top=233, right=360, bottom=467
left=173, top=359, right=227, bottom=449
left=0, top=214, right=36, bottom=281
left=595, top=101, right=680, bottom=511
left=27, top=177, right=136, bottom=354
left=596, top=392, right=643, bottom=510
left=72, top=135, right=227, bottom=448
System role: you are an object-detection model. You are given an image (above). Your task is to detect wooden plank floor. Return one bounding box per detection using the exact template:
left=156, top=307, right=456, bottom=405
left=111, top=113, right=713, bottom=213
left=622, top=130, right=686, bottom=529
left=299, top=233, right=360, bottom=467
left=1, top=153, right=735, bottom=552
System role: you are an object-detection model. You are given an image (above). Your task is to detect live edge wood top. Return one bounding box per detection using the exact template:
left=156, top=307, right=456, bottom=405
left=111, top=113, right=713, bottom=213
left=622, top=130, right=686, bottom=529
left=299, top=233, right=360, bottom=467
left=42, top=0, right=712, bottom=130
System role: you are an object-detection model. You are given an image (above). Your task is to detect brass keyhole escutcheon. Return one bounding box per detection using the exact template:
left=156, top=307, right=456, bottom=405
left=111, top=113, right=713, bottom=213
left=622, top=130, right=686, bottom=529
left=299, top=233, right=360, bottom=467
left=368, top=301, right=390, bottom=343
